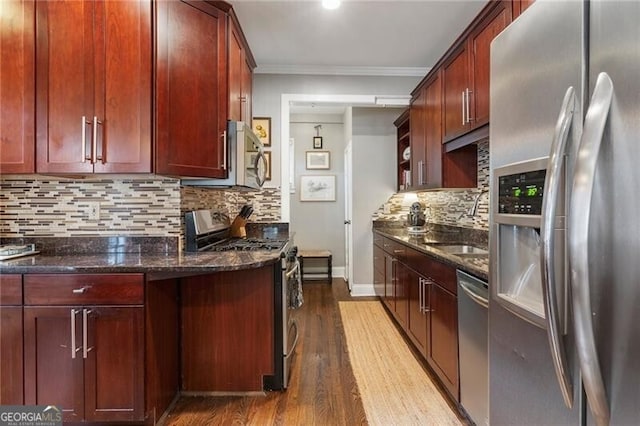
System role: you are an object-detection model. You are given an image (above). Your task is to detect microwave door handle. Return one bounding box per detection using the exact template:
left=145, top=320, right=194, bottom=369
left=569, top=72, right=613, bottom=426
left=255, top=151, right=267, bottom=187
left=540, top=86, right=576, bottom=409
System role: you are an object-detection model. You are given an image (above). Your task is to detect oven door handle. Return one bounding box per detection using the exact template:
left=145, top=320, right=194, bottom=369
left=284, top=319, right=299, bottom=358
left=285, top=261, right=300, bottom=279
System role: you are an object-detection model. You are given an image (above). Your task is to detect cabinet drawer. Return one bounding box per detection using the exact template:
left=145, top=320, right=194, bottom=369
left=383, top=238, right=407, bottom=261
left=0, top=274, right=22, bottom=305
left=405, top=249, right=457, bottom=294
left=24, top=274, right=144, bottom=305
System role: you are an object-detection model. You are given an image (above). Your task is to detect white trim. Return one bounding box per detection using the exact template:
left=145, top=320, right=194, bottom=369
left=255, top=64, right=429, bottom=77
left=349, top=283, right=379, bottom=297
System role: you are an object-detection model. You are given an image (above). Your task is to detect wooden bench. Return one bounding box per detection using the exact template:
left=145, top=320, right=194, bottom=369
left=297, top=250, right=332, bottom=283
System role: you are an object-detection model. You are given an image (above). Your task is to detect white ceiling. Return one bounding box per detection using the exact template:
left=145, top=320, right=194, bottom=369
left=229, top=0, right=489, bottom=77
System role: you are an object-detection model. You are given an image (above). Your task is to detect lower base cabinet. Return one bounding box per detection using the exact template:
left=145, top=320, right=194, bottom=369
left=374, top=232, right=460, bottom=402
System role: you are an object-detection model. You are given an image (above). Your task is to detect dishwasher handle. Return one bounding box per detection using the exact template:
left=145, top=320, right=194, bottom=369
left=457, top=270, right=488, bottom=309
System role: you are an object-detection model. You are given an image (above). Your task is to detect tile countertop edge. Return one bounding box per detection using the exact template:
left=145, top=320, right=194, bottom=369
left=374, top=229, right=489, bottom=281
left=0, top=252, right=283, bottom=277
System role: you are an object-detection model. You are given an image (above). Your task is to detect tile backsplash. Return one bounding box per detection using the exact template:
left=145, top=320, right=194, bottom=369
left=0, top=176, right=281, bottom=239
left=373, top=140, right=490, bottom=230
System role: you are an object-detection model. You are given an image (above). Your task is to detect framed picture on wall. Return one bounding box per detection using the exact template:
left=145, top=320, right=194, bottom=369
left=300, top=175, right=336, bottom=202
left=252, top=117, right=271, bottom=146
left=305, top=151, right=330, bottom=170
left=313, top=136, right=323, bottom=149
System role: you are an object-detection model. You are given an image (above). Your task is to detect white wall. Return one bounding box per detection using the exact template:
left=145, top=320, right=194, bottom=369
left=289, top=114, right=346, bottom=267
left=350, top=107, right=401, bottom=296
left=252, top=74, right=420, bottom=188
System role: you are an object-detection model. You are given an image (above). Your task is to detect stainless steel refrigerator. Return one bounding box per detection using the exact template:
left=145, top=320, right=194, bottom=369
left=489, top=1, right=640, bottom=425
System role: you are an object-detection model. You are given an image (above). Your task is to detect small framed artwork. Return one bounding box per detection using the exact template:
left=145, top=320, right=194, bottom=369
left=313, top=136, right=323, bottom=149
left=305, top=151, right=330, bottom=170
left=252, top=117, right=271, bottom=147
left=264, top=151, right=272, bottom=181
left=300, top=175, right=336, bottom=202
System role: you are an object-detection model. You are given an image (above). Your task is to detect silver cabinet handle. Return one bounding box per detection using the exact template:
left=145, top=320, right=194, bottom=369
left=221, top=130, right=227, bottom=170
left=418, top=277, right=423, bottom=313
left=465, top=88, right=473, bottom=123
left=569, top=72, right=613, bottom=426
left=93, top=116, right=103, bottom=163
left=461, top=91, right=466, bottom=125
left=540, top=86, right=577, bottom=409
left=83, top=309, right=94, bottom=359
left=422, top=278, right=432, bottom=313
left=81, top=116, right=91, bottom=162
left=393, top=249, right=404, bottom=254
left=72, top=286, right=91, bottom=294
left=459, top=279, right=488, bottom=309
left=418, top=160, right=424, bottom=186
left=70, top=308, right=81, bottom=359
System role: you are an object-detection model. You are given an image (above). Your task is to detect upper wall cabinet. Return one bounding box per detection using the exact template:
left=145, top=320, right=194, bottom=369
left=0, top=0, right=35, bottom=174
left=35, top=0, right=152, bottom=174
left=442, top=0, right=511, bottom=143
left=228, top=13, right=256, bottom=123
left=156, top=1, right=255, bottom=179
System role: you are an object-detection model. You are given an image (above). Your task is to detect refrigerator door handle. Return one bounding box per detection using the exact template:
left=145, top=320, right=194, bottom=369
left=540, top=86, right=576, bottom=408
left=569, top=72, right=613, bottom=426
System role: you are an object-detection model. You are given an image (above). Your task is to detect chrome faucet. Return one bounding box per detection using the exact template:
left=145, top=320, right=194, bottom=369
left=467, top=189, right=489, bottom=216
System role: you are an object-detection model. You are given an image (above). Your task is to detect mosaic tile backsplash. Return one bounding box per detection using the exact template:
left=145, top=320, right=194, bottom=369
left=373, top=140, right=490, bottom=230
left=0, top=176, right=282, bottom=238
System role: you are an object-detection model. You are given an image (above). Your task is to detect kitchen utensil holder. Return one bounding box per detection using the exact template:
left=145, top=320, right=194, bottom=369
left=230, top=217, right=247, bottom=238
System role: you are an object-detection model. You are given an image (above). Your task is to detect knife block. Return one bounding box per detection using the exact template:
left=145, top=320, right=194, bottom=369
left=230, top=216, right=247, bottom=238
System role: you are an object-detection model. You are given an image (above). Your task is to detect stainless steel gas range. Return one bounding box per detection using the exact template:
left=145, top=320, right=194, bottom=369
left=184, top=209, right=301, bottom=390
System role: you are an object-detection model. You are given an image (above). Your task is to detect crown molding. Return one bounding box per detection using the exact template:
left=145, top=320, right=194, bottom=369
left=254, top=64, right=429, bottom=77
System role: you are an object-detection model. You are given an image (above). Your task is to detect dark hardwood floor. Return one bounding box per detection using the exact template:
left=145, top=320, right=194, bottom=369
left=163, top=279, right=371, bottom=425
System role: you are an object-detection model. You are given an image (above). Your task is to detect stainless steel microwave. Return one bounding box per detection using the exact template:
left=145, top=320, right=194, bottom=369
left=181, top=121, right=267, bottom=189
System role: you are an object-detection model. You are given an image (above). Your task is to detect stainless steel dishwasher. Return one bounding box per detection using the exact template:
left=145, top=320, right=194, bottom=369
left=457, top=269, right=488, bottom=426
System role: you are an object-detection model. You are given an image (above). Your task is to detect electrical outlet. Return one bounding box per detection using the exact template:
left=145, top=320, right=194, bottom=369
left=87, top=202, right=100, bottom=221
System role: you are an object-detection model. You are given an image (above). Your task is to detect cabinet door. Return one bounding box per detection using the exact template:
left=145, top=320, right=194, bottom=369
left=84, top=307, right=144, bottom=422
left=470, top=2, right=510, bottom=128
left=410, top=86, right=426, bottom=189
left=35, top=0, right=95, bottom=174
left=442, top=45, right=469, bottom=142
left=156, top=0, right=228, bottom=178
left=241, top=55, right=253, bottom=122
left=394, top=261, right=408, bottom=329
left=383, top=252, right=395, bottom=311
left=228, top=19, right=243, bottom=122
left=93, top=0, right=151, bottom=173
left=407, top=269, right=428, bottom=356
left=429, top=284, right=459, bottom=399
left=424, top=72, right=444, bottom=188
left=0, top=0, right=35, bottom=173
left=24, top=307, right=84, bottom=422
left=0, top=306, right=23, bottom=404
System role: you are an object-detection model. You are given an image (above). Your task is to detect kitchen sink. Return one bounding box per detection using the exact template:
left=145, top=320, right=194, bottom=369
left=426, top=243, right=489, bottom=256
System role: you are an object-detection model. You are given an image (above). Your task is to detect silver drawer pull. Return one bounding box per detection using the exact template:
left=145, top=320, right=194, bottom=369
left=72, top=286, right=91, bottom=294
left=393, top=249, right=404, bottom=254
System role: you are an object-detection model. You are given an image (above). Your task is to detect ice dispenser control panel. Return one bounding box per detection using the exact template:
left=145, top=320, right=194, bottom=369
left=498, top=169, right=546, bottom=215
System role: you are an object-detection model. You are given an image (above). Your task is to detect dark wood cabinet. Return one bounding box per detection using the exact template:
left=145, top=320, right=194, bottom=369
left=407, top=268, right=429, bottom=356
left=0, top=274, right=24, bottom=404
left=156, top=0, right=228, bottom=178
left=23, top=274, right=144, bottom=423
left=373, top=232, right=460, bottom=402
left=429, top=284, right=459, bottom=399
left=443, top=0, right=510, bottom=143
left=180, top=266, right=275, bottom=392
left=512, top=0, right=535, bottom=19
left=409, top=88, right=425, bottom=189
left=228, top=14, right=255, bottom=123
left=0, top=0, right=35, bottom=174
left=442, top=45, right=470, bottom=142
left=35, top=0, right=151, bottom=174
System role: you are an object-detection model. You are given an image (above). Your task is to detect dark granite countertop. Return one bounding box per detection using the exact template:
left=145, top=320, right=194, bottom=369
left=0, top=232, right=288, bottom=280
left=373, top=222, right=489, bottom=281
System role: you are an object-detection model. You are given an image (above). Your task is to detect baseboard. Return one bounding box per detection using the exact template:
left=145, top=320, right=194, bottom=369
left=349, top=283, right=378, bottom=297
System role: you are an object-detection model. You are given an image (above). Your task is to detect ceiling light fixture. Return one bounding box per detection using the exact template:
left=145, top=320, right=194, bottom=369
left=322, top=0, right=341, bottom=10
